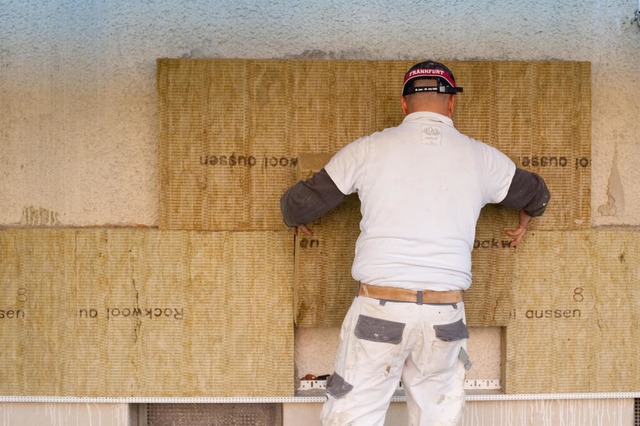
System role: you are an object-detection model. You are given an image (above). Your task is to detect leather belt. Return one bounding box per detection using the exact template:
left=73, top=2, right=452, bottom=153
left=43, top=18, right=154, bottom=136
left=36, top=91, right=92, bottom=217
left=358, top=283, right=463, bottom=304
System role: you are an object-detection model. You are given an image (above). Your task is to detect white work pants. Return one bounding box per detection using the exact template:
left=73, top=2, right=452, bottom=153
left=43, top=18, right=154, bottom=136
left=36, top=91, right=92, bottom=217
left=321, top=295, right=469, bottom=426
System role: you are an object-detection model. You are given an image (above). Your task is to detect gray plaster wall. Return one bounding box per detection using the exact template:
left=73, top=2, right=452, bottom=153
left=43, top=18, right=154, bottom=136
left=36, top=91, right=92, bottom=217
left=1, top=0, right=639, bottom=227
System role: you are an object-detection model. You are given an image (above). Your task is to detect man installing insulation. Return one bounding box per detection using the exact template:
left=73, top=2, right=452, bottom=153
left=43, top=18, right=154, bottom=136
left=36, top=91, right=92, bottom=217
left=280, top=60, right=550, bottom=426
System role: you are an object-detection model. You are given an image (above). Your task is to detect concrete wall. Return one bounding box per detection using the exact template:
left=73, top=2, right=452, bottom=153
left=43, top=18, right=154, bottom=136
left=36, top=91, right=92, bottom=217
left=1, top=0, right=639, bottom=424
left=1, top=0, right=639, bottom=227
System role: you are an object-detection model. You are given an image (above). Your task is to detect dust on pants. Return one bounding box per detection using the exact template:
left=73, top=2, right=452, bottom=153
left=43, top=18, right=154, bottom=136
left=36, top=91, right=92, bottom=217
left=322, top=295, right=469, bottom=426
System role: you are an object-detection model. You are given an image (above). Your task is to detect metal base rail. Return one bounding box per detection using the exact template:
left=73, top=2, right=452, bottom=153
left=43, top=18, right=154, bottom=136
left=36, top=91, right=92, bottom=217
left=1, top=393, right=640, bottom=404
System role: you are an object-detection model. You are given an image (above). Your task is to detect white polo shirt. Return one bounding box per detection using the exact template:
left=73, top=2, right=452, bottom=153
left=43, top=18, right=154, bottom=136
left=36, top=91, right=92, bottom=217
left=324, top=111, right=516, bottom=291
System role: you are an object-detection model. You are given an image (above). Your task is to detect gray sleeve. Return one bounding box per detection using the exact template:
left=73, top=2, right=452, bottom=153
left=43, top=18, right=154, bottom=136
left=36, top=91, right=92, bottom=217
left=499, top=168, right=550, bottom=217
left=280, top=168, right=347, bottom=227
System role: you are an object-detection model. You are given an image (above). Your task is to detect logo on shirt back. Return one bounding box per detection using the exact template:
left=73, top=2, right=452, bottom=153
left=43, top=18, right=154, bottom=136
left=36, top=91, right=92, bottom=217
left=421, top=125, right=442, bottom=145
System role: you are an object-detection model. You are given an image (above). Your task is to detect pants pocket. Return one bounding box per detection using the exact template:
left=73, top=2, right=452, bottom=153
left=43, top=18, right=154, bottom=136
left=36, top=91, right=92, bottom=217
left=433, top=318, right=469, bottom=342
left=348, top=314, right=407, bottom=375
left=354, top=315, right=405, bottom=344
left=424, top=319, right=469, bottom=376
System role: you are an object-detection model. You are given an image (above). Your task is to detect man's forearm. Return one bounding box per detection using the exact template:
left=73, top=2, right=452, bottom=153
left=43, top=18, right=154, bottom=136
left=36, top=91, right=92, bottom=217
left=280, top=168, right=346, bottom=227
left=500, top=168, right=550, bottom=216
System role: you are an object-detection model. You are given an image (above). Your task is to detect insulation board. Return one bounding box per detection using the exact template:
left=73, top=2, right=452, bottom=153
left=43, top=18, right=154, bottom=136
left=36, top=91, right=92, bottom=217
left=158, top=59, right=590, bottom=232
left=0, top=229, right=294, bottom=397
left=504, top=230, right=640, bottom=393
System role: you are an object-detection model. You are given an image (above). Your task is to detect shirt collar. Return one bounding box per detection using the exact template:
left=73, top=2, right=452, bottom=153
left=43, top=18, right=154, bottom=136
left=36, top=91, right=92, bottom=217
left=402, top=111, right=454, bottom=128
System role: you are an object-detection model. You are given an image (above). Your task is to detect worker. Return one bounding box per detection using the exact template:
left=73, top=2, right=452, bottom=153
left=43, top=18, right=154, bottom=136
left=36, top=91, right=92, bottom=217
left=280, top=60, right=550, bottom=425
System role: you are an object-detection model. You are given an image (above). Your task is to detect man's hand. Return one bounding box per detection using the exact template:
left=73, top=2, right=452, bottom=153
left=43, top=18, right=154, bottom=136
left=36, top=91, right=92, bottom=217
left=505, top=210, right=532, bottom=248
left=290, top=224, right=314, bottom=237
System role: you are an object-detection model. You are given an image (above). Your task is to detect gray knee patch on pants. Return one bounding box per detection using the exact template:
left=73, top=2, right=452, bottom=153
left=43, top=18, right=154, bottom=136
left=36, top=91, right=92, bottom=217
left=326, top=373, right=354, bottom=399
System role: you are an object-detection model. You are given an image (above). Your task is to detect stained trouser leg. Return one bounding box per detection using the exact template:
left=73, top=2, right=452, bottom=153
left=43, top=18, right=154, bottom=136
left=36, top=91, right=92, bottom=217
left=402, top=303, right=468, bottom=426
left=321, top=296, right=416, bottom=426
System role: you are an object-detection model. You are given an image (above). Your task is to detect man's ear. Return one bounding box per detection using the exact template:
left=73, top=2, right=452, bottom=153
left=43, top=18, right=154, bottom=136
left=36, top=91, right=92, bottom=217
left=448, top=95, right=456, bottom=118
left=401, top=96, right=408, bottom=115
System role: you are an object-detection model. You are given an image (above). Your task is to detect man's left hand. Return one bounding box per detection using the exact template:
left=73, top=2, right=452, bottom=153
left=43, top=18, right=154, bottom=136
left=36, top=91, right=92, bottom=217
left=291, top=224, right=314, bottom=237
left=506, top=210, right=532, bottom=248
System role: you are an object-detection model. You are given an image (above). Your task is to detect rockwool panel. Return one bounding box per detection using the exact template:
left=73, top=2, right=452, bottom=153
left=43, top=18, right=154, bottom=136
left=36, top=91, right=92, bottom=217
left=158, top=59, right=590, bottom=232
left=0, top=229, right=294, bottom=397
left=293, top=154, right=517, bottom=328
left=504, top=230, right=640, bottom=393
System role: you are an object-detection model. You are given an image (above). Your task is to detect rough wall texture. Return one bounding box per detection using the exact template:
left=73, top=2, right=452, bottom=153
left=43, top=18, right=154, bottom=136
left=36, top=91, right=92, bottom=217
left=1, top=0, right=639, bottom=226
left=1, top=1, right=639, bottom=422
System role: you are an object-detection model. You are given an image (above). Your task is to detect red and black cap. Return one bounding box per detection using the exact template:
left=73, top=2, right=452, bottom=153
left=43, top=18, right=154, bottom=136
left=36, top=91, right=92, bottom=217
left=402, top=61, right=463, bottom=96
